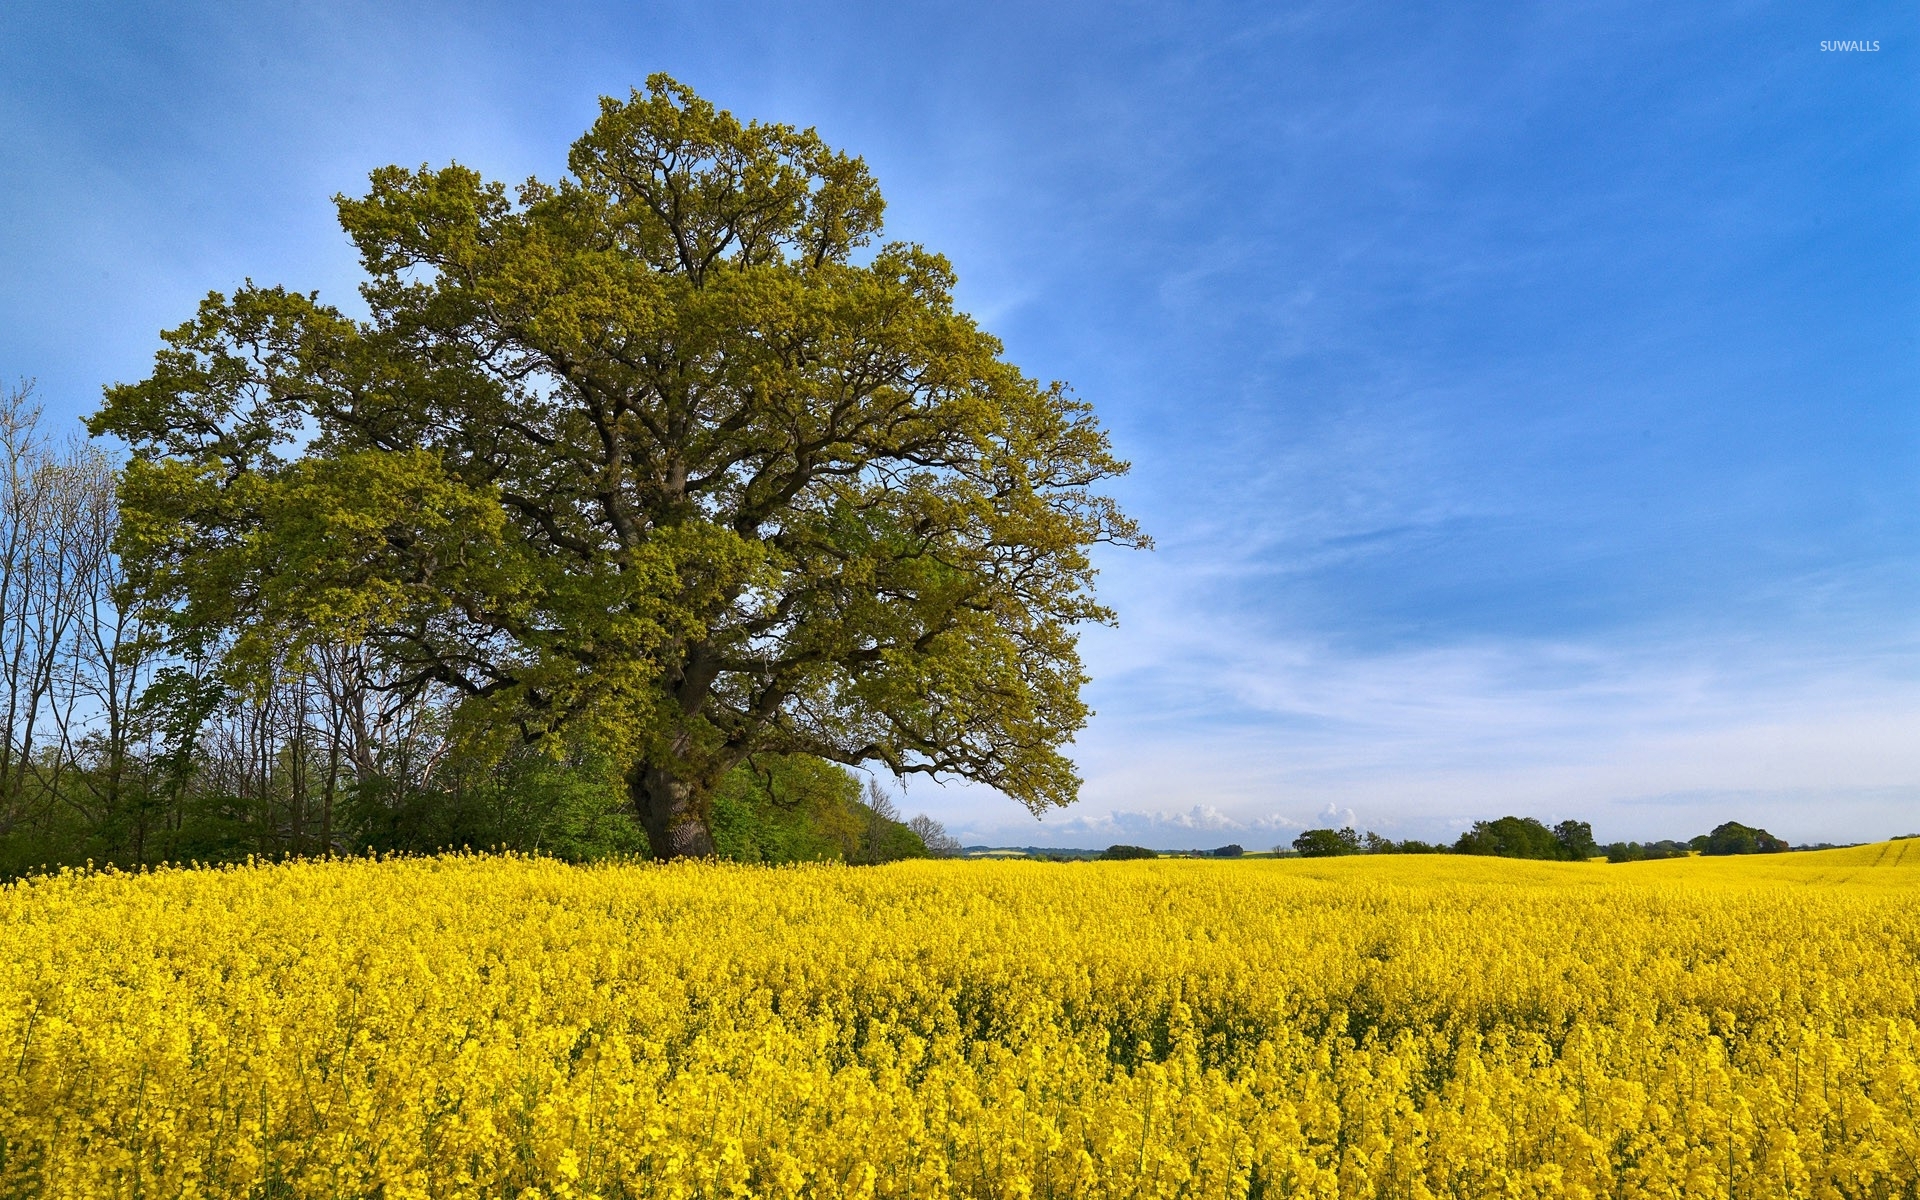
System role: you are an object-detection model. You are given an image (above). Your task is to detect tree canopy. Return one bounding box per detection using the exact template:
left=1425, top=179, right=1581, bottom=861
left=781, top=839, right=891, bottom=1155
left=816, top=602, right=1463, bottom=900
left=1453, top=816, right=1595, bottom=861
left=1702, top=821, right=1788, bottom=856
left=91, top=75, right=1143, bottom=859
left=1293, top=827, right=1363, bottom=857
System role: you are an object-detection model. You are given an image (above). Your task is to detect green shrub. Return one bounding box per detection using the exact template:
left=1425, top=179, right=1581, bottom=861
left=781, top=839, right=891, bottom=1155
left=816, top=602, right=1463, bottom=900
left=708, top=758, right=927, bottom=865
left=1293, top=828, right=1363, bottom=857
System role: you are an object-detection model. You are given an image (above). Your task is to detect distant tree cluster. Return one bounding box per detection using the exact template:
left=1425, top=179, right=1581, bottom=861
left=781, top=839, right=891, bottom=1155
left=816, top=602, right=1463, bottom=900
left=1456, top=817, right=1598, bottom=861
left=1284, top=816, right=1796, bottom=863
left=1288, top=827, right=1466, bottom=858
left=1700, top=821, right=1790, bottom=855
left=1602, top=839, right=1691, bottom=863
left=1291, top=828, right=1361, bottom=857
left=1605, top=822, right=1789, bottom=861
left=707, top=757, right=932, bottom=865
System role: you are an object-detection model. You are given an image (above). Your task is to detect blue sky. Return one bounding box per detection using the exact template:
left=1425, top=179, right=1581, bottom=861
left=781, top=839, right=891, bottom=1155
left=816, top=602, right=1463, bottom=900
left=4, top=1, right=1915, bottom=847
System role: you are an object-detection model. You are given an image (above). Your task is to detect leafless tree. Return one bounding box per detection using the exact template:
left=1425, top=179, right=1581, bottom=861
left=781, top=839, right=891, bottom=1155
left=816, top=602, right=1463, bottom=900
left=0, top=382, right=133, bottom=840
left=908, top=813, right=962, bottom=857
left=0, top=380, right=475, bottom=868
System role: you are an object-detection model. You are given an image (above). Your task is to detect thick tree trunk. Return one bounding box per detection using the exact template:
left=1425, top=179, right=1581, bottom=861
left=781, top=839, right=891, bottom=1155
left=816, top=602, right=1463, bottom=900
left=630, top=764, right=715, bottom=860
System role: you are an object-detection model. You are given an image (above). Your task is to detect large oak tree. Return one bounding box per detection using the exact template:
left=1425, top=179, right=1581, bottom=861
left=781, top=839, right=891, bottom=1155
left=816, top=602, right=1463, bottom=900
left=92, top=76, right=1143, bottom=858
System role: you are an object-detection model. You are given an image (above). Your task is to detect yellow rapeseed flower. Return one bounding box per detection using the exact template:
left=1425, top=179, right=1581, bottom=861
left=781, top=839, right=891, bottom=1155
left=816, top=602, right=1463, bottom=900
left=1, top=842, right=1918, bottom=1196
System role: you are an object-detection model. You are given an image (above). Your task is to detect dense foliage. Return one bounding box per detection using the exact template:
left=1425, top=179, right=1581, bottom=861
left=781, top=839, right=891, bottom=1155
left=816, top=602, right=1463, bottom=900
left=1703, top=819, right=1789, bottom=855
left=90, top=77, right=1142, bottom=858
left=1285, top=816, right=1803, bottom=865
left=1292, top=828, right=1451, bottom=857
left=1292, top=826, right=1363, bottom=857
left=708, top=755, right=928, bottom=865
left=0, top=382, right=930, bottom=873
left=1603, top=838, right=1691, bottom=863
left=1453, top=815, right=1597, bottom=860
left=5, top=844, right=1919, bottom=1196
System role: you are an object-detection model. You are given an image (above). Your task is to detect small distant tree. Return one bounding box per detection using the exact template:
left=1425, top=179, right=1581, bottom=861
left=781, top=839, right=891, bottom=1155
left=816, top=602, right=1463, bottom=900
left=1210, top=843, right=1245, bottom=858
left=1604, top=839, right=1689, bottom=863
left=1552, top=820, right=1598, bottom=861
left=1293, top=827, right=1362, bottom=857
left=1454, top=816, right=1598, bottom=861
left=1703, top=821, right=1788, bottom=856
left=908, top=813, right=962, bottom=857
left=853, top=779, right=928, bottom=863
left=1454, top=816, right=1561, bottom=860
left=1099, top=844, right=1157, bottom=860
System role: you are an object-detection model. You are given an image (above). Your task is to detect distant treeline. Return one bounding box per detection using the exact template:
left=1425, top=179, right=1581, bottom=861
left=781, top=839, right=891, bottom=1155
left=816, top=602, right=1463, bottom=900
left=972, top=826, right=1817, bottom=864
left=1284, top=817, right=1795, bottom=861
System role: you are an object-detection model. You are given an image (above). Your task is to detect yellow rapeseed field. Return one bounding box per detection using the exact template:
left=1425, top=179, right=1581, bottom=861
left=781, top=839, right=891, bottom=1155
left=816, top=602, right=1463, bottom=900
left=3, top=842, right=1919, bottom=1198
